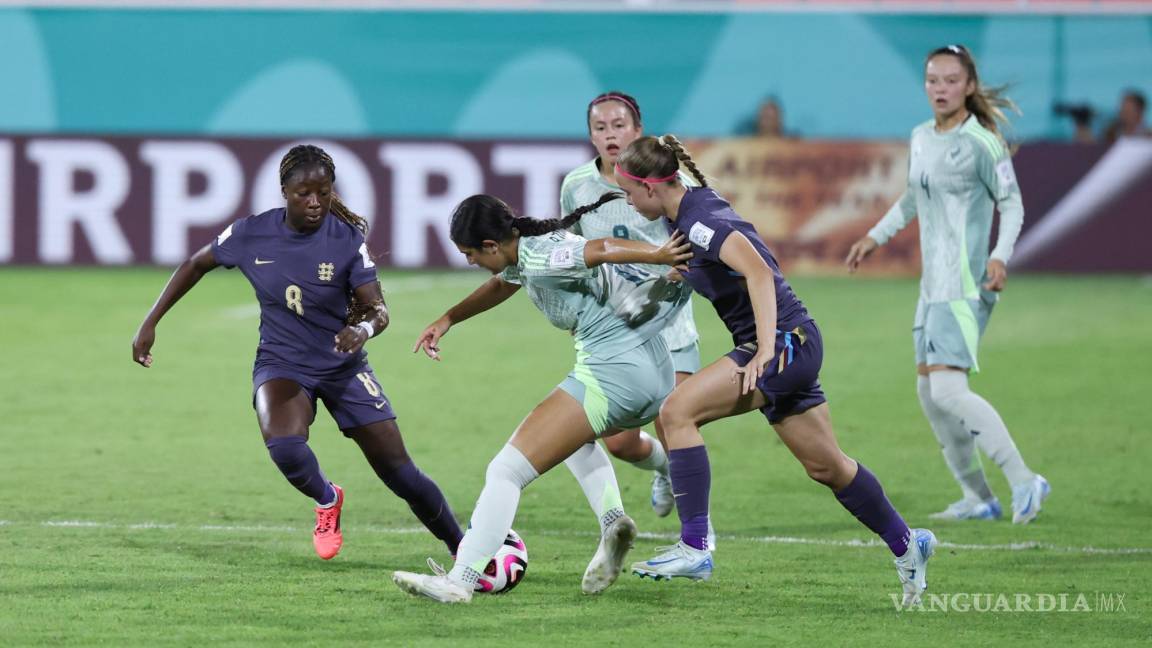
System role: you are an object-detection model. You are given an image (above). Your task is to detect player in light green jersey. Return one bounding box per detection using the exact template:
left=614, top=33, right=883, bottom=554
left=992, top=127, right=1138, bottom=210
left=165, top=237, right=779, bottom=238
left=560, top=91, right=702, bottom=524
left=847, top=44, right=1048, bottom=525
left=393, top=192, right=694, bottom=603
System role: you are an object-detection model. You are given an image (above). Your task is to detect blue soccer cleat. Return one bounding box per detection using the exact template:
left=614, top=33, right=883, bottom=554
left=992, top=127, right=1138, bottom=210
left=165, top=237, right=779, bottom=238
left=929, top=497, right=1002, bottom=521
left=894, top=528, right=938, bottom=607
left=1011, top=474, right=1051, bottom=525
left=650, top=473, right=674, bottom=518
left=632, top=541, right=713, bottom=581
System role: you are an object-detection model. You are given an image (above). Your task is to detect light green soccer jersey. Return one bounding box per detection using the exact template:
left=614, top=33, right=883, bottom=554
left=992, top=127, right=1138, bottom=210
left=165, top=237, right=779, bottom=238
left=499, top=230, right=692, bottom=360
left=560, top=159, right=700, bottom=350
left=869, top=117, right=1024, bottom=303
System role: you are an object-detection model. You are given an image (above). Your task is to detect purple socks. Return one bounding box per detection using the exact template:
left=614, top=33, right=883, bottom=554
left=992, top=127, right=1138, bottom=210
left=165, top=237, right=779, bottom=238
left=669, top=445, right=711, bottom=550
left=834, top=463, right=911, bottom=557
left=265, top=435, right=336, bottom=505
left=378, top=461, right=464, bottom=554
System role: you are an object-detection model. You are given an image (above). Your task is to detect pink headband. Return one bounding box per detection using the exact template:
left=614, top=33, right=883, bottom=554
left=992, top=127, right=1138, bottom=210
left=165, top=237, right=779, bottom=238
left=614, top=163, right=678, bottom=184
left=590, top=94, right=639, bottom=114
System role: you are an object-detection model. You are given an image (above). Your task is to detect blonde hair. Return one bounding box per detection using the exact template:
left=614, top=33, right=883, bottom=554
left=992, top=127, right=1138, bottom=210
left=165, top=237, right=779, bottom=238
left=616, top=134, right=708, bottom=187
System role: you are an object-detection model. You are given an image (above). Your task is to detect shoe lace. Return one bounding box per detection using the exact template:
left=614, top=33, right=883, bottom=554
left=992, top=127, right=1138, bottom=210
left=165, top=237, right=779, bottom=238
left=426, top=557, right=447, bottom=577
left=652, top=543, right=682, bottom=557
left=314, top=508, right=338, bottom=534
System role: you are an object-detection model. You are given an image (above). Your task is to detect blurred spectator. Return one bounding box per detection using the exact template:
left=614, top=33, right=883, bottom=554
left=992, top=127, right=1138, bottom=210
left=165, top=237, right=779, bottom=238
left=1102, top=89, right=1150, bottom=143
left=756, top=97, right=786, bottom=138
left=1053, top=102, right=1096, bottom=142
left=737, top=96, right=797, bottom=138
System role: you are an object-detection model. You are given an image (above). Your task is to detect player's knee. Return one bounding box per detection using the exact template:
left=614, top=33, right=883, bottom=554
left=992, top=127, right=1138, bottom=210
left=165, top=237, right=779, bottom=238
left=659, top=389, right=700, bottom=429
left=485, top=444, right=540, bottom=490
left=601, top=432, right=638, bottom=459
left=801, top=459, right=839, bottom=487
left=928, top=371, right=970, bottom=415
left=265, top=434, right=310, bottom=468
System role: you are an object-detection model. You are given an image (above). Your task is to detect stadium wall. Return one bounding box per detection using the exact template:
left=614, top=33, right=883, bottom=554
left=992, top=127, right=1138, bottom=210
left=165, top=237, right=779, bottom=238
left=3, top=134, right=1147, bottom=272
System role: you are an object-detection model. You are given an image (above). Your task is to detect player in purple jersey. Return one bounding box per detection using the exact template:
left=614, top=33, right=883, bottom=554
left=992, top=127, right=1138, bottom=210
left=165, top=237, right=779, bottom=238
left=613, top=135, right=936, bottom=607
left=132, top=145, right=463, bottom=561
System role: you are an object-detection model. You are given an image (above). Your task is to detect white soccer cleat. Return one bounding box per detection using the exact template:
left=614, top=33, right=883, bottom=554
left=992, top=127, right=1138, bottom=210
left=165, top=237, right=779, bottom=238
left=392, top=569, right=473, bottom=604
left=894, top=528, right=938, bottom=607
left=582, top=515, right=637, bottom=595
left=928, top=497, right=1002, bottom=521
left=650, top=473, right=674, bottom=518
left=631, top=541, right=713, bottom=581
left=1011, top=474, right=1051, bottom=525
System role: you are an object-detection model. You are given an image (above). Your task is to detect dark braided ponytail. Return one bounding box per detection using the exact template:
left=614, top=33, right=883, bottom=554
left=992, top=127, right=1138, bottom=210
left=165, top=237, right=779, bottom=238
left=279, top=144, right=369, bottom=234
left=450, top=192, right=621, bottom=248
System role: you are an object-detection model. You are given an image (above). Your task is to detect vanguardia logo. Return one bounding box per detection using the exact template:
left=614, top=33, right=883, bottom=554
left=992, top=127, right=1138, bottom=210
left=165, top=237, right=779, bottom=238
left=891, top=592, right=1128, bottom=613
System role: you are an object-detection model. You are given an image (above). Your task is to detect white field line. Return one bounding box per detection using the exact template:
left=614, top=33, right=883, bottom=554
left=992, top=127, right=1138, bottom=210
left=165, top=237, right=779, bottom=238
left=16, top=519, right=1152, bottom=556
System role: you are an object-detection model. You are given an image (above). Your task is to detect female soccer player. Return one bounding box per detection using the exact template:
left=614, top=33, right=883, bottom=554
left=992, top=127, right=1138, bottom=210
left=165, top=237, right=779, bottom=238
left=131, top=144, right=464, bottom=560
left=845, top=44, right=1049, bottom=525
left=560, top=90, right=702, bottom=520
left=614, top=135, right=935, bottom=607
left=391, top=192, right=692, bottom=603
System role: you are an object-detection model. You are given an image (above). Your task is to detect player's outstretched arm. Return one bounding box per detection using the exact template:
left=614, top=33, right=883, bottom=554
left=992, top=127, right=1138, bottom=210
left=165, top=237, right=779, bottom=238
left=335, top=280, right=389, bottom=355
left=847, top=190, right=916, bottom=273
left=412, top=276, right=521, bottom=361
left=583, top=232, right=691, bottom=269
left=132, top=243, right=220, bottom=368
left=720, top=232, right=779, bottom=395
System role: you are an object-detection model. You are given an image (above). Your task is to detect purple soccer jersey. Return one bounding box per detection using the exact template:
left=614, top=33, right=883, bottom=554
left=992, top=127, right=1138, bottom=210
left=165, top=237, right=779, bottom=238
left=211, top=208, right=378, bottom=376
left=669, top=187, right=811, bottom=346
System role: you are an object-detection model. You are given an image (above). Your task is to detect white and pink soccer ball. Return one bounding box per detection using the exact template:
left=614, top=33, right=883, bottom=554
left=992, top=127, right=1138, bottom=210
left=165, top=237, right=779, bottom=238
left=474, top=530, right=528, bottom=594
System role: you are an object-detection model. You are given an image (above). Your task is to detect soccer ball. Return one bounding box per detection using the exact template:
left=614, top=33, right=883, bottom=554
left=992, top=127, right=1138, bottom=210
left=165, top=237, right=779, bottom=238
left=474, top=529, right=528, bottom=594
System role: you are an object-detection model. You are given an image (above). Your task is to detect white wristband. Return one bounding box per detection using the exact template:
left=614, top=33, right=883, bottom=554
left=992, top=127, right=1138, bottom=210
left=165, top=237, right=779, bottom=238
left=356, top=320, right=376, bottom=338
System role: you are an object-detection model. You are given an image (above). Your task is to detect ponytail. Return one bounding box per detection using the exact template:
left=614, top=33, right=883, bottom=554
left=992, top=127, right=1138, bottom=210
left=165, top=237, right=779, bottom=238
left=616, top=134, right=708, bottom=187
left=450, top=192, right=621, bottom=248
left=511, top=192, right=621, bottom=236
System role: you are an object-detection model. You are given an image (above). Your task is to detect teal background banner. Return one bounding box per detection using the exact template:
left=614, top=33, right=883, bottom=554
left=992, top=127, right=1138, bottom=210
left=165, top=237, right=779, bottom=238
left=2, top=8, right=1149, bottom=140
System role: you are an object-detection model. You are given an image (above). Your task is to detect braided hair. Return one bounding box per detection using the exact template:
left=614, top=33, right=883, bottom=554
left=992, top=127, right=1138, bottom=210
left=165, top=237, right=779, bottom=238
left=279, top=144, right=369, bottom=234
left=278, top=145, right=380, bottom=324
left=449, top=192, right=621, bottom=249
left=615, top=134, right=708, bottom=187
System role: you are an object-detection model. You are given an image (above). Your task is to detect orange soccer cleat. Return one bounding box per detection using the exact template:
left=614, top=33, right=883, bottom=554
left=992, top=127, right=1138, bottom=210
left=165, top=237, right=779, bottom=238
left=313, top=484, right=345, bottom=560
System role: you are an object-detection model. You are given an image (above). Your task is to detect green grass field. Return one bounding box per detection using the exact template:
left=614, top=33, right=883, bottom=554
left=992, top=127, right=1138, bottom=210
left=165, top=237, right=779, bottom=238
left=1, top=268, right=1149, bottom=646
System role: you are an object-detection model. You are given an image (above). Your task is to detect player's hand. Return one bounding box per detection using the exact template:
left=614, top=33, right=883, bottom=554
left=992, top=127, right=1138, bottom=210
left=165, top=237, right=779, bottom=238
left=845, top=236, right=879, bottom=273
left=732, top=346, right=774, bottom=395
left=665, top=268, right=685, bottom=283
left=132, top=323, right=156, bottom=368
left=334, top=325, right=369, bottom=354
left=652, top=233, right=692, bottom=271
left=983, top=259, right=1008, bottom=292
left=413, top=316, right=451, bottom=361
